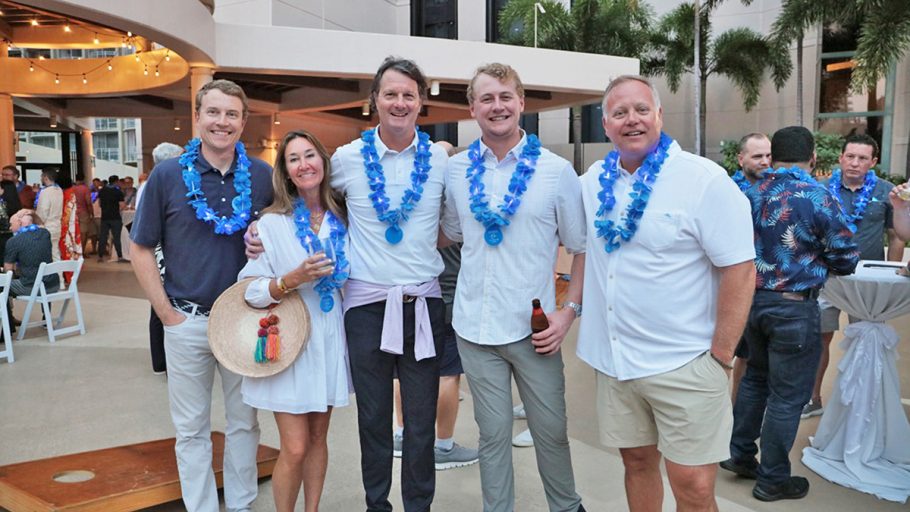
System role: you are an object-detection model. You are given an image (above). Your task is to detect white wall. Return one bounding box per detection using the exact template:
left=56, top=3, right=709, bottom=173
left=214, top=0, right=272, bottom=25
left=458, top=0, right=486, bottom=42
left=265, top=0, right=404, bottom=34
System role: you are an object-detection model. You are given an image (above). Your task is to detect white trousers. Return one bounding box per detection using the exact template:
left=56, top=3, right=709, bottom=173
left=164, top=310, right=260, bottom=512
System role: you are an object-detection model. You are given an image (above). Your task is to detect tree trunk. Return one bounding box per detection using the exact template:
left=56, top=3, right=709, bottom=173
left=699, top=73, right=707, bottom=157
left=797, top=33, right=804, bottom=126
left=572, top=106, right=583, bottom=174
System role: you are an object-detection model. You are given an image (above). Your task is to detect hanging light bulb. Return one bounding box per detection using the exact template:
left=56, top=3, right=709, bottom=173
left=82, top=74, right=88, bottom=84
left=273, top=114, right=281, bottom=125
left=38, top=55, right=45, bottom=60
left=28, top=62, right=34, bottom=72
left=134, top=53, right=140, bottom=62
left=154, top=67, right=160, bottom=77
left=173, top=119, right=181, bottom=131
left=54, top=74, right=60, bottom=85
left=107, top=62, right=113, bottom=71
left=121, top=39, right=126, bottom=48
left=49, top=115, right=58, bottom=128
left=30, top=18, right=38, bottom=26
left=127, top=31, right=132, bottom=37
left=93, top=33, right=100, bottom=44
left=362, top=102, right=370, bottom=116
left=165, top=51, right=171, bottom=62
left=0, top=8, right=4, bottom=15
left=63, top=22, right=72, bottom=33
left=143, top=66, right=148, bottom=76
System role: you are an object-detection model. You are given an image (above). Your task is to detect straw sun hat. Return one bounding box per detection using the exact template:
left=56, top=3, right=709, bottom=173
left=208, top=278, right=311, bottom=378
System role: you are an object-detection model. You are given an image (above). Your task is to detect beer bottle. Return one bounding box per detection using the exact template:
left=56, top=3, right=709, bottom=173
left=531, top=298, right=549, bottom=333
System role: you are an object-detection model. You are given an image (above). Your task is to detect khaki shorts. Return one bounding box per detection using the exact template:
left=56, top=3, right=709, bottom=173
left=596, top=351, right=732, bottom=466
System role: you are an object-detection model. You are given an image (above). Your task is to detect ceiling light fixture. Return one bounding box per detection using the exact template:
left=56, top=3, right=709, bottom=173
left=64, top=23, right=71, bottom=33
left=173, top=119, right=181, bottom=131
left=82, top=74, right=87, bottom=84
left=362, top=102, right=370, bottom=116
left=273, top=113, right=281, bottom=125
left=107, top=62, right=113, bottom=71
left=49, top=115, right=59, bottom=128
left=28, top=62, right=34, bottom=72
left=30, top=18, right=38, bottom=27
left=54, top=74, right=60, bottom=85
left=93, top=33, right=100, bottom=44
left=430, top=80, right=440, bottom=96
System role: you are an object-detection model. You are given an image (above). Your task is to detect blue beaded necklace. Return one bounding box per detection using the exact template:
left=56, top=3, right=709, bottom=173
left=594, top=132, right=673, bottom=253
left=731, top=170, right=752, bottom=192
left=762, top=166, right=818, bottom=185
left=828, top=169, right=876, bottom=233
left=292, top=198, right=350, bottom=312
left=14, top=224, right=38, bottom=236
left=179, top=138, right=252, bottom=236
left=465, top=134, right=542, bottom=246
left=360, top=128, right=433, bottom=244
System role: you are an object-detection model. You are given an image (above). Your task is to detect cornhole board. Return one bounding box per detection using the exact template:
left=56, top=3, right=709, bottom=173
left=0, top=432, right=278, bottom=511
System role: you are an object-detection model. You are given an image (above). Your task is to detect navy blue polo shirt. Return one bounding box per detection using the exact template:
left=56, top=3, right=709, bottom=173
left=130, top=150, right=273, bottom=308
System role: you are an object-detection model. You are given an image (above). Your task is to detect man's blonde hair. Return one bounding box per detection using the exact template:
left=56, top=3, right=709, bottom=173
left=467, top=63, right=525, bottom=103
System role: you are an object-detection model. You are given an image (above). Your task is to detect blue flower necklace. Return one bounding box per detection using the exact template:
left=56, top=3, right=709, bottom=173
left=763, top=166, right=818, bottom=185
left=828, top=169, right=876, bottom=233
left=595, top=132, right=673, bottom=253
left=731, top=170, right=752, bottom=192
left=179, top=138, right=252, bottom=236
left=292, top=198, right=350, bottom=312
left=465, top=134, right=542, bottom=246
left=360, top=128, right=432, bottom=245
left=14, top=224, right=38, bottom=236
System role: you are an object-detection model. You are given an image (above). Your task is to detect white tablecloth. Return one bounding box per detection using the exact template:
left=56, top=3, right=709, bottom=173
left=802, top=260, right=910, bottom=503
left=120, top=210, right=135, bottom=261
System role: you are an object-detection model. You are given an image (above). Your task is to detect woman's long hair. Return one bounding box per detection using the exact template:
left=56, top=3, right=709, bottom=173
left=263, top=130, right=347, bottom=225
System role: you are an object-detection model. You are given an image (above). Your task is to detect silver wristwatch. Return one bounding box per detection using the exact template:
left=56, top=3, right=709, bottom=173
left=561, top=301, right=582, bottom=318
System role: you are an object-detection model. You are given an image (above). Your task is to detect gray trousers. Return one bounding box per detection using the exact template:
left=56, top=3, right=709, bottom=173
left=457, top=335, right=581, bottom=512
left=164, top=310, right=261, bottom=512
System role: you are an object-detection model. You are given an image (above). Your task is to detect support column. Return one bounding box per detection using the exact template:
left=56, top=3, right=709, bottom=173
left=81, top=130, right=94, bottom=182
left=0, top=40, right=14, bottom=167
left=190, top=66, right=215, bottom=138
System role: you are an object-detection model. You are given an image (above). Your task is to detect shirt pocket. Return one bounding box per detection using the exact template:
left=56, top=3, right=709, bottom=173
left=635, top=210, right=682, bottom=252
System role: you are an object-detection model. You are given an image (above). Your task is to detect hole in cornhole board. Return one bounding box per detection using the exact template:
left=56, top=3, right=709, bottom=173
left=0, top=432, right=278, bottom=511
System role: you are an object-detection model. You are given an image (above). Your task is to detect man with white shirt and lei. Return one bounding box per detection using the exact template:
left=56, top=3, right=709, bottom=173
left=576, top=75, right=756, bottom=511
left=331, top=57, right=448, bottom=512
left=441, top=63, right=586, bottom=512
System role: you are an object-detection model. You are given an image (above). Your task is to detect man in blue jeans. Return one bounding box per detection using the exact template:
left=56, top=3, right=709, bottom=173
left=721, top=126, right=860, bottom=501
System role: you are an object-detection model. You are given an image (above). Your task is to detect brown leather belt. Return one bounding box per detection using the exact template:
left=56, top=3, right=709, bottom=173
left=755, top=289, right=819, bottom=301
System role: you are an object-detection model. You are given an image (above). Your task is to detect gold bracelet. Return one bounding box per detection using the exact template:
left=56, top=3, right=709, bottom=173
left=276, top=276, right=291, bottom=294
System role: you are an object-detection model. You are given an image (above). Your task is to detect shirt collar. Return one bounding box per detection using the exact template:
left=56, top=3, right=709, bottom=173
left=195, top=150, right=238, bottom=176
left=372, top=125, right=420, bottom=160
left=477, top=130, right=528, bottom=164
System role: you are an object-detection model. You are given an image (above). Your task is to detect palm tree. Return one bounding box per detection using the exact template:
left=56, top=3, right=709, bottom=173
left=645, top=2, right=791, bottom=156
left=771, top=0, right=910, bottom=170
left=498, top=0, right=654, bottom=171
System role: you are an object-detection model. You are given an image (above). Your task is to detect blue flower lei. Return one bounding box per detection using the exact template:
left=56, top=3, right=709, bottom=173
left=731, top=170, right=752, bottom=192
left=292, top=198, right=350, bottom=312
left=594, top=132, right=673, bottom=253
left=179, top=138, right=252, bottom=236
left=828, top=169, right=876, bottom=233
left=762, top=166, right=818, bottom=185
left=465, top=134, right=542, bottom=246
left=14, top=224, right=39, bottom=236
left=360, top=128, right=433, bottom=245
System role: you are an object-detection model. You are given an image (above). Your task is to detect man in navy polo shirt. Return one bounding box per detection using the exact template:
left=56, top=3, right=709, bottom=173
left=130, top=80, right=273, bottom=512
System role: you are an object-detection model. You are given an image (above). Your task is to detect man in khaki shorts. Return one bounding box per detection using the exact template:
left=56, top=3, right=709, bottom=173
left=576, top=75, right=756, bottom=510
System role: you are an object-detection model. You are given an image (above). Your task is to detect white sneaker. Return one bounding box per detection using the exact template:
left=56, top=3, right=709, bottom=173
left=512, top=428, right=533, bottom=447
left=512, top=404, right=527, bottom=419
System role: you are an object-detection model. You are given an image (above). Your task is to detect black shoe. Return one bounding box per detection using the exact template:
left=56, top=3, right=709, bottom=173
left=577, top=505, right=586, bottom=512
left=719, top=457, right=758, bottom=479
left=753, top=476, right=809, bottom=502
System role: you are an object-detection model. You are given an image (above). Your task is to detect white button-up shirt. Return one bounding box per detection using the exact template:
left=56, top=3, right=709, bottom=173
left=442, top=134, right=585, bottom=345
left=331, top=127, right=446, bottom=285
left=576, top=141, right=754, bottom=380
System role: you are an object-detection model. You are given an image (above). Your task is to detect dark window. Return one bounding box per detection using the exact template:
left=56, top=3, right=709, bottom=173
left=412, top=0, right=457, bottom=39
left=520, top=114, right=539, bottom=136
left=422, top=123, right=458, bottom=147
left=581, top=103, right=607, bottom=143
left=486, top=0, right=512, bottom=42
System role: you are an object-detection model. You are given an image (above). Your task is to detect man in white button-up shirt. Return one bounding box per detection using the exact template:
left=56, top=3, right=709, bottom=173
left=576, top=75, right=756, bottom=511
left=441, top=63, right=587, bottom=512
left=331, top=57, right=448, bottom=512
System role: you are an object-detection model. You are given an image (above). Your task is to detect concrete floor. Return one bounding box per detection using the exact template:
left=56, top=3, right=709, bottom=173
left=1, top=257, right=908, bottom=511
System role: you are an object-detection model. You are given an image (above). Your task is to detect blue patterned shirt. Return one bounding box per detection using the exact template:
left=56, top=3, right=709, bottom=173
left=745, top=169, right=860, bottom=291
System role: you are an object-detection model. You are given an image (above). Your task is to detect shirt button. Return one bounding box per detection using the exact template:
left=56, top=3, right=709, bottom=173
left=608, top=306, right=613, bottom=311
left=221, top=180, right=225, bottom=185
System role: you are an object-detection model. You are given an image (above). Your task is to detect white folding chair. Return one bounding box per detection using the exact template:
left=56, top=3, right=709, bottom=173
left=0, top=271, right=14, bottom=363
left=15, top=259, right=86, bottom=343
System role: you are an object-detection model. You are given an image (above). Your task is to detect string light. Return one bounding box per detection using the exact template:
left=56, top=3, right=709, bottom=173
left=0, top=8, right=4, bottom=15
left=93, top=33, right=100, bottom=44
left=38, top=55, right=45, bottom=60
left=82, top=74, right=87, bottom=84
left=134, top=53, right=140, bottom=62
left=30, top=19, right=38, bottom=26
left=107, top=62, right=112, bottom=71
left=54, top=74, right=60, bottom=85
left=154, top=66, right=160, bottom=77
left=63, top=23, right=71, bottom=33
left=143, top=66, right=148, bottom=76
left=127, top=31, right=132, bottom=37
left=29, top=62, right=34, bottom=72
left=165, top=51, right=170, bottom=62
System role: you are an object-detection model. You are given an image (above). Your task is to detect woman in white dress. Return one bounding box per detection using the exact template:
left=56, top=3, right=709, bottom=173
left=237, top=130, right=351, bottom=512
